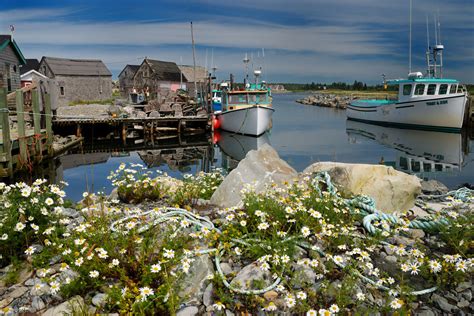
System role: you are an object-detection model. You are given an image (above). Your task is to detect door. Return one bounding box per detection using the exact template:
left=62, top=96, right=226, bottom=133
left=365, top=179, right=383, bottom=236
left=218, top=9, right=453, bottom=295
left=5, top=63, right=11, bottom=92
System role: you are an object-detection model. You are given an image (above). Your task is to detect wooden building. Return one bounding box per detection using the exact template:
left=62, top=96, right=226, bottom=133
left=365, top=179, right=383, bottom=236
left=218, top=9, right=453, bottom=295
left=178, top=65, right=209, bottom=95
left=38, top=56, right=112, bottom=107
left=118, top=64, right=139, bottom=98
left=133, top=58, right=185, bottom=99
left=0, top=35, right=26, bottom=92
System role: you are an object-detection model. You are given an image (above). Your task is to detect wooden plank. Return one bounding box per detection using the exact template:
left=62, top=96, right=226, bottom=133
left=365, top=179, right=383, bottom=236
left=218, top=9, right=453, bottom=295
left=6, top=82, right=37, bottom=101
left=0, top=88, right=12, bottom=176
left=32, top=89, right=42, bottom=156
left=16, top=90, right=27, bottom=166
left=44, top=94, right=53, bottom=155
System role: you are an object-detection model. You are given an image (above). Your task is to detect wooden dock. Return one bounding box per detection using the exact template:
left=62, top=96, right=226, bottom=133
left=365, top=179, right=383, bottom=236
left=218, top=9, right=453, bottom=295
left=467, top=96, right=474, bottom=128
left=0, top=87, right=54, bottom=178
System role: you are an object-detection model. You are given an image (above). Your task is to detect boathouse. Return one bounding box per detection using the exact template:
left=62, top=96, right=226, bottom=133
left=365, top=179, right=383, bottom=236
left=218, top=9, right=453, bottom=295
left=0, top=35, right=26, bottom=92
left=133, top=58, right=185, bottom=99
left=118, top=64, right=140, bottom=98
left=38, top=56, right=113, bottom=107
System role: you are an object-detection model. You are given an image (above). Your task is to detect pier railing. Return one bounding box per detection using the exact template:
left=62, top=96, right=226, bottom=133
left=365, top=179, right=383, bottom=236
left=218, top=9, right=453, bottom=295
left=0, top=86, right=53, bottom=177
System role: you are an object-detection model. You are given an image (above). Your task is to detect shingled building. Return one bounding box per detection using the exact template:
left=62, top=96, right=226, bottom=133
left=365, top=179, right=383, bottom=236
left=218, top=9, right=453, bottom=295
left=0, top=35, right=26, bottom=92
left=38, top=56, right=112, bottom=107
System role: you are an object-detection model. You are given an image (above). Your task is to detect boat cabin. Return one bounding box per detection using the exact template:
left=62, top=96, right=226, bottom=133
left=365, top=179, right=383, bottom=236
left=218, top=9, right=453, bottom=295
left=222, top=83, right=271, bottom=111
left=389, top=78, right=463, bottom=102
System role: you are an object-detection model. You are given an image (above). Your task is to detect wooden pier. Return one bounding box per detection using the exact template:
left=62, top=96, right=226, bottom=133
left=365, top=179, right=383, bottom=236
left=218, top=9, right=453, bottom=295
left=0, top=86, right=54, bottom=178
left=467, top=96, right=474, bottom=128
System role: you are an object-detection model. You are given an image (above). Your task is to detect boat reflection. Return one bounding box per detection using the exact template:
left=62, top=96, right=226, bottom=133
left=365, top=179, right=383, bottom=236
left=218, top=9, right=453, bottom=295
left=346, top=120, right=468, bottom=176
left=215, top=130, right=271, bottom=170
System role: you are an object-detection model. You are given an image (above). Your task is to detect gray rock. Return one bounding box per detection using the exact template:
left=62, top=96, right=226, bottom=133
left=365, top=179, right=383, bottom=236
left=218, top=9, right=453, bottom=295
left=148, top=110, right=160, bottom=118
left=202, top=283, right=213, bottom=307
left=302, top=162, right=421, bottom=213
left=31, top=296, right=45, bottom=311
left=291, top=263, right=316, bottom=288
left=458, top=300, right=470, bottom=308
left=432, top=293, right=455, bottom=313
left=456, top=281, right=472, bottom=292
left=211, top=144, right=297, bottom=208
left=179, top=255, right=213, bottom=305
left=414, top=308, right=435, bottom=316
left=92, top=292, right=108, bottom=307
left=176, top=305, right=199, bottom=316
left=421, top=180, right=449, bottom=195
left=219, top=263, right=233, bottom=276
left=230, top=261, right=273, bottom=292
left=24, top=278, right=41, bottom=286
left=460, top=290, right=472, bottom=302
left=62, top=208, right=80, bottom=218
left=42, top=296, right=84, bottom=316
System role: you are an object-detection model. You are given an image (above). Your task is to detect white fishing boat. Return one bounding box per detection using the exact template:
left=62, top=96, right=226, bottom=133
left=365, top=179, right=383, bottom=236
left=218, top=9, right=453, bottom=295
left=347, top=10, right=469, bottom=132
left=214, top=56, right=274, bottom=136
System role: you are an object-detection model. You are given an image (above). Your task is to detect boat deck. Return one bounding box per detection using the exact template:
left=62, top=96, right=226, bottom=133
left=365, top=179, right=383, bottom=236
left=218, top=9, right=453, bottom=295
left=351, top=99, right=395, bottom=107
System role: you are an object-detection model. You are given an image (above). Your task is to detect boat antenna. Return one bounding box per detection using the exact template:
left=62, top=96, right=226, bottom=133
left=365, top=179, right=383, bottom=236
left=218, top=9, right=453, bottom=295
left=425, top=15, right=430, bottom=77
left=409, top=0, right=412, bottom=74
left=434, top=14, right=438, bottom=45
left=243, top=53, right=250, bottom=84
left=190, top=22, right=198, bottom=99
left=437, top=10, right=442, bottom=44
left=262, top=48, right=266, bottom=83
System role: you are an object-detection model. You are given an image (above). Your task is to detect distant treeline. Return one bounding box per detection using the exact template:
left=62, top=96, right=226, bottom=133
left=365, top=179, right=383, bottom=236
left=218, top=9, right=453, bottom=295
left=276, top=81, right=397, bottom=91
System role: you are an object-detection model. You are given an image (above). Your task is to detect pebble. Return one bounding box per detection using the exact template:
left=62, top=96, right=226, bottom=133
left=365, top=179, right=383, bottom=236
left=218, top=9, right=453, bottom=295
left=176, top=306, right=199, bottom=316
left=219, top=262, right=233, bottom=275
left=263, top=290, right=278, bottom=301
left=202, top=283, right=213, bottom=307
left=31, top=296, right=45, bottom=311
left=92, top=292, right=108, bottom=307
left=456, top=281, right=472, bottom=293
left=432, top=293, right=455, bottom=312
left=457, top=299, right=470, bottom=308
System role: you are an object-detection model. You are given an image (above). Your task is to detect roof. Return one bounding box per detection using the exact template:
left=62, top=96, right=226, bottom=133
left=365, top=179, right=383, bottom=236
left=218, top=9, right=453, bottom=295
left=145, top=59, right=185, bottom=82
left=388, top=78, right=459, bottom=85
left=20, top=69, right=48, bottom=80
left=0, top=35, right=26, bottom=65
left=41, top=56, right=112, bottom=76
left=118, top=64, right=140, bottom=78
left=20, top=59, right=40, bottom=75
left=178, top=65, right=208, bottom=83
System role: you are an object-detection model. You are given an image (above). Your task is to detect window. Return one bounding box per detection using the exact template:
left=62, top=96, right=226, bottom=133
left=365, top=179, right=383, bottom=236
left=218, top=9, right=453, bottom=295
left=449, top=84, right=457, bottom=94
left=414, top=84, right=425, bottom=95
left=427, top=84, right=437, bottom=95
left=402, top=84, right=412, bottom=95
left=60, top=86, right=65, bottom=96
left=439, top=84, right=448, bottom=95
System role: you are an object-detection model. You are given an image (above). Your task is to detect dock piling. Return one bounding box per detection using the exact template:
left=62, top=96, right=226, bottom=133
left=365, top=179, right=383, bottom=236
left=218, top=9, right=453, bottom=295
left=32, top=89, right=42, bottom=157
left=16, top=90, right=28, bottom=166
left=0, top=88, right=13, bottom=176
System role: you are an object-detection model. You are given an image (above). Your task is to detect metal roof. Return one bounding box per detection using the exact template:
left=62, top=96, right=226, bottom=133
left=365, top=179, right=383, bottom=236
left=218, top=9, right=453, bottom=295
left=41, top=56, right=112, bottom=76
left=388, top=78, right=459, bottom=85
left=20, top=59, right=40, bottom=75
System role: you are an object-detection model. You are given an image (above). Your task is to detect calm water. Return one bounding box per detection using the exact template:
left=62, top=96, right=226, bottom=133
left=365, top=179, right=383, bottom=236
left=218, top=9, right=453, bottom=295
left=49, top=93, right=473, bottom=201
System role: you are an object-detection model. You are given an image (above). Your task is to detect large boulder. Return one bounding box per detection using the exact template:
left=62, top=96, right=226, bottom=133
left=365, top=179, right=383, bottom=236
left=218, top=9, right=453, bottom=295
left=302, top=162, right=421, bottom=213
left=210, top=144, right=297, bottom=208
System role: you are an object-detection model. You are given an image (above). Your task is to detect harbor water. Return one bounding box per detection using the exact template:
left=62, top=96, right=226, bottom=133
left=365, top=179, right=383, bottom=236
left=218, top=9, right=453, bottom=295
left=40, top=93, right=473, bottom=201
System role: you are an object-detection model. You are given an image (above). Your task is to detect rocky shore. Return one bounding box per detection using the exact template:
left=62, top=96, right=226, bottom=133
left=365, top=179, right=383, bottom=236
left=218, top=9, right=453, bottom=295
left=0, top=145, right=472, bottom=315
left=296, top=93, right=351, bottom=109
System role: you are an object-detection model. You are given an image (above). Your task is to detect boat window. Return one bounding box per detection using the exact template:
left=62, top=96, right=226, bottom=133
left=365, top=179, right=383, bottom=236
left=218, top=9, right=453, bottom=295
left=439, top=84, right=448, bottom=95
left=229, top=94, right=247, bottom=104
left=414, top=84, right=425, bottom=96
left=427, top=84, right=437, bottom=95
left=449, top=84, right=457, bottom=94
left=248, top=94, right=257, bottom=103
left=402, top=84, right=412, bottom=95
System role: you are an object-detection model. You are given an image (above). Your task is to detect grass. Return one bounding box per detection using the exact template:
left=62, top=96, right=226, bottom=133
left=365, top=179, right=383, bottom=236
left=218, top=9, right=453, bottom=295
left=69, top=99, right=115, bottom=106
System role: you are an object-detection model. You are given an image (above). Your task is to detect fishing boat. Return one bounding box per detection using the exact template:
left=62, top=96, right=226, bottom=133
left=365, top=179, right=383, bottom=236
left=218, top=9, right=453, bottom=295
left=213, top=57, right=274, bottom=136
left=347, top=12, right=468, bottom=132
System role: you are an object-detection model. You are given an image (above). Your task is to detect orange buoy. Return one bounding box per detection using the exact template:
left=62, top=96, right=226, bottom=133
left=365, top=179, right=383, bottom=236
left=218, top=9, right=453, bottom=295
left=213, top=115, right=221, bottom=130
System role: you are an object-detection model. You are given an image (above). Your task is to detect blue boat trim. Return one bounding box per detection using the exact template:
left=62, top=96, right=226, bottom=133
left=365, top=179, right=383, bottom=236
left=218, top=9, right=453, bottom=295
left=346, top=117, right=461, bottom=133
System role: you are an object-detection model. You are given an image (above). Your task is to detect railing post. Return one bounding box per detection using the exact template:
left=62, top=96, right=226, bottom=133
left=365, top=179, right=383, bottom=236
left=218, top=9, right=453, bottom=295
left=44, top=94, right=53, bottom=155
left=16, top=90, right=27, bottom=165
left=32, top=89, right=41, bottom=157
left=0, top=87, right=12, bottom=176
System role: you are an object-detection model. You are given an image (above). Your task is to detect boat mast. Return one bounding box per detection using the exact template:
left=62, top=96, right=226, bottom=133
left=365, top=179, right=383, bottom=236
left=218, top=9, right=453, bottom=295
left=409, top=0, right=412, bottom=74
left=243, top=53, right=250, bottom=86
left=425, top=16, right=431, bottom=77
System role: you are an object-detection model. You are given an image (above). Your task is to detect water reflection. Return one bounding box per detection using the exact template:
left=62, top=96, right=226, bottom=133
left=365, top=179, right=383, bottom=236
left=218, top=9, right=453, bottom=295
left=215, top=131, right=271, bottom=170
left=346, top=120, right=469, bottom=177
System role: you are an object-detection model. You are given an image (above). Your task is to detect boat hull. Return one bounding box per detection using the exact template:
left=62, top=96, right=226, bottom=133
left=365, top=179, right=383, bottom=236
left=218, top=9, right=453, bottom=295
left=215, top=106, right=274, bottom=136
left=347, top=94, right=467, bottom=132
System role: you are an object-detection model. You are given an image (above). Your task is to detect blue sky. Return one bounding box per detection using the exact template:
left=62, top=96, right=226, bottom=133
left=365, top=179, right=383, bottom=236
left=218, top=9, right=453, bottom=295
left=1, top=0, right=473, bottom=83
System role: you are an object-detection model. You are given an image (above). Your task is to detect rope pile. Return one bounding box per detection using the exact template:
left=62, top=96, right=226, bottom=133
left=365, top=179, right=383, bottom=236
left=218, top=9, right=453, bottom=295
left=109, top=172, right=473, bottom=296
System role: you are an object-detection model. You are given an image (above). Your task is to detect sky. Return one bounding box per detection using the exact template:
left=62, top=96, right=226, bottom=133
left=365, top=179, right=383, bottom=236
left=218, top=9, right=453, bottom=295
left=0, top=0, right=473, bottom=84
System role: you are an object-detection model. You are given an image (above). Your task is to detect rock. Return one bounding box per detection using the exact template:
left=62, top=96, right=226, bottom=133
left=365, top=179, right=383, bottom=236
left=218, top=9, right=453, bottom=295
left=458, top=300, right=469, bottom=308
left=202, top=283, right=213, bottom=307
left=176, top=306, right=199, bottom=316
left=31, top=296, right=45, bottom=311
left=92, top=292, right=108, bottom=307
left=42, top=296, right=84, bottom=316
left=263, top=290, right=278, bottom=301
left=460, top=290, right=472, bottom=302
left=0, top=286, right=28, bottom=307
left=148, top=110, right=160, bottom=118
left=456, top=282, right=471, bottom=293
left=291, top=263, right=316, bottom=288
left=219, top=263, right=233, bottom=275
left=302, top=162, right=421, bottom=213
left=230, top=261, right=273, bottom=292
left=179, top=255, right=213, bottom=305
left=414, top=308, right=435, bottom=316
left=16, top=266, right=33, bottom=285
left=211, top=144, right=297, bottom=208
left=407, top=229, right=425, bottom=239
left=108, top=188, right=119, bottom=200
left=421, top=180, right=449, bottom=195
left=432, top=293, right=455, bottom=313
left=62, top=208, right=80, bottom=218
